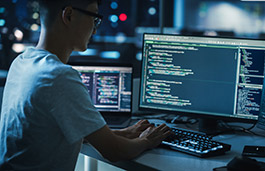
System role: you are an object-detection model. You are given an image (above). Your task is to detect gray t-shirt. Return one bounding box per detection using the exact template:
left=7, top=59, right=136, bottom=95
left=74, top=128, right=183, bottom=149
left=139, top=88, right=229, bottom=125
left=0, top=47, right=106, bottom=170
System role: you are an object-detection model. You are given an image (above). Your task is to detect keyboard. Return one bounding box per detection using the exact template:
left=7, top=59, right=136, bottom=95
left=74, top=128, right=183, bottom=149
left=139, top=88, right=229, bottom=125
left=161, top=127, right=231, bottom=158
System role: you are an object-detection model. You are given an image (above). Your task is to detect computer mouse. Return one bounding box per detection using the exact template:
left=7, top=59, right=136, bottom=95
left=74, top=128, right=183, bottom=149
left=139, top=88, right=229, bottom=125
left=226, top=156, right=263, bottom=171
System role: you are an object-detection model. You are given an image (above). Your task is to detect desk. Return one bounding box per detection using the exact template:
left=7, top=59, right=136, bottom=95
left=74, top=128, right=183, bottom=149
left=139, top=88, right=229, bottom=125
left=81, top=120, right=265, bottom=171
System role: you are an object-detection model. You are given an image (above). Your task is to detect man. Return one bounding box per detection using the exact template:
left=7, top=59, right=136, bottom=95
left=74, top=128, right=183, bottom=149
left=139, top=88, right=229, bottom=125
left=0, top=0, right=171, bottom=170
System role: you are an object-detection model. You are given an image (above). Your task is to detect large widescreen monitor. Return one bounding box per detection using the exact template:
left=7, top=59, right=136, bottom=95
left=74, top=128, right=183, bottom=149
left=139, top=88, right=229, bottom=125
left=139, top=33, right=265, bottom=132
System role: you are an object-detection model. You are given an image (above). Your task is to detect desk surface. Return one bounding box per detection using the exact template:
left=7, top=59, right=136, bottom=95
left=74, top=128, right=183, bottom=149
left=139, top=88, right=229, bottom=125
left=81, top=119, right=265, bottom=171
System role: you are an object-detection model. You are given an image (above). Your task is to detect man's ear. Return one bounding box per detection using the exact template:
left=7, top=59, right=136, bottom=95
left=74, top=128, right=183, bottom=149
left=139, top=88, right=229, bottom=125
left=62, top=6, right=73, bottom=25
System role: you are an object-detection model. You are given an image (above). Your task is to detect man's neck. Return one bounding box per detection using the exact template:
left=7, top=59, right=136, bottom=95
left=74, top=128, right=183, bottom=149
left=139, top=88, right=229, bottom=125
left=36, top=28, right=73, bottom=64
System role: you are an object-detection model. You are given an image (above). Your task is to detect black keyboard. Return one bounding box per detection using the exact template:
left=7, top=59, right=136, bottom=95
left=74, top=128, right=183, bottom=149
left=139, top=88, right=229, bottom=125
left=161, top=127, right=231, bottom=158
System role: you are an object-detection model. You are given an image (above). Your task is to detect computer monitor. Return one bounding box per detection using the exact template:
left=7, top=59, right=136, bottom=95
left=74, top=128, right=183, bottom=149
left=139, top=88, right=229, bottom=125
left=70, top=63, right=133, bottom=128
left=139, top=33, right=265, bottom=133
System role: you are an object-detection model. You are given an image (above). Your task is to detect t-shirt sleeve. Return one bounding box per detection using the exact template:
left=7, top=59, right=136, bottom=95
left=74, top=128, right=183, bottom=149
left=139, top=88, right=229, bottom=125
left=41, top=67, right=106, bottom=144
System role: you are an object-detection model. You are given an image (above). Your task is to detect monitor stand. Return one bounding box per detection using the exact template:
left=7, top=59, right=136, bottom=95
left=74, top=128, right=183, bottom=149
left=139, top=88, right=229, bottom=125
left=198, top=118, right=232, bottom=135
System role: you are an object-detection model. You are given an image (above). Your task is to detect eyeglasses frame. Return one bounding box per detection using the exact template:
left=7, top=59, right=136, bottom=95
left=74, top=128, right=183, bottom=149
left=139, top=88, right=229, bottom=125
left=69, top=7, right=103, bottom=29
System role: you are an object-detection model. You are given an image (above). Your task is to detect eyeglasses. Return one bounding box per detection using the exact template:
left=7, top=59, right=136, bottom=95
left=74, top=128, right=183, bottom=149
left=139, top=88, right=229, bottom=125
left=72, top=7, right=103, bottom=30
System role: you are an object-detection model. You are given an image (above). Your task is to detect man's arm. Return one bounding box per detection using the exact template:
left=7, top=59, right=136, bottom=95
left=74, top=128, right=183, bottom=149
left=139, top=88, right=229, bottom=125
left=84, top=124, right=170, bottom=162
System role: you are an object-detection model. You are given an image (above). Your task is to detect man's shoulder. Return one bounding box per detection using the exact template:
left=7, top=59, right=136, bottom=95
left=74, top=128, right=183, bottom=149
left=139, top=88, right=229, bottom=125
left=21, top=47, right=78, bottom=77
left=9, top=47, right=80, bottom=86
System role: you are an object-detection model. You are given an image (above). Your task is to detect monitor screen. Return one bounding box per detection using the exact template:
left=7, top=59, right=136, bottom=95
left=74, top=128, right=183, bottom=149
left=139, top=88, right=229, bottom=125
left=139, top=33, right=265, bottom=122
left=71, top=65, right=133, bottom=113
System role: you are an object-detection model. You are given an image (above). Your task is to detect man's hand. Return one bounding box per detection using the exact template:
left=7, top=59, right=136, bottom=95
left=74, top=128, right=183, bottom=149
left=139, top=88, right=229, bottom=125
left=139, top=123, right=171, bottom=149
left=113, top=120, right=153, bottom=139
left=113, top=120, right=171, bottom=150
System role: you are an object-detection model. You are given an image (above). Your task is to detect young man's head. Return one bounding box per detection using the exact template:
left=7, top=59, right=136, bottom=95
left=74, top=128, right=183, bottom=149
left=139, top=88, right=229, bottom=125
left=38, top=0, right=101, bottom=28
left=38, top=0, right=102, bottom=52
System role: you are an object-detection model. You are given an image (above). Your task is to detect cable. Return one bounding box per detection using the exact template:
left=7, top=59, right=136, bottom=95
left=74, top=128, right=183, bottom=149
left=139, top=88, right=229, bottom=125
left=245, top=123, right=257, bottom=131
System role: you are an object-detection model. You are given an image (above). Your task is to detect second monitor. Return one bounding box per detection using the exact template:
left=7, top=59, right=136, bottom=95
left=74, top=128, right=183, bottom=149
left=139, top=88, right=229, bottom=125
left=71, top=63, right=133, bottom=128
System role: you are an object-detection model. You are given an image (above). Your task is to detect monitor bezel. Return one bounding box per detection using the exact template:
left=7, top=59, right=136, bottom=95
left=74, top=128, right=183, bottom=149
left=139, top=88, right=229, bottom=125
left=138, top=33, right=265, bottom=124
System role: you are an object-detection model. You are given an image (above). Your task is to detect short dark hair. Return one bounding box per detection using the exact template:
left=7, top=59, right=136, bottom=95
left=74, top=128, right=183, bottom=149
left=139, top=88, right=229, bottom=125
left=38, top=0, right=101, bottom=28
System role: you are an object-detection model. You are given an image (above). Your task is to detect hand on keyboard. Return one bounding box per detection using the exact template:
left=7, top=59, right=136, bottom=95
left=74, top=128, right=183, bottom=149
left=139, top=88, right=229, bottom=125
left=139, top=123, right=171, bottom=149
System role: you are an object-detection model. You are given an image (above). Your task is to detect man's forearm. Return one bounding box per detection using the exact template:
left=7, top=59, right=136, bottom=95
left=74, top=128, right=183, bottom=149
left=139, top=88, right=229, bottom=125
left=110, top=134, right=150, bottom=161
left=86, top=126, right=150, bottom=162
left=86, top=124, right=170, bottom=162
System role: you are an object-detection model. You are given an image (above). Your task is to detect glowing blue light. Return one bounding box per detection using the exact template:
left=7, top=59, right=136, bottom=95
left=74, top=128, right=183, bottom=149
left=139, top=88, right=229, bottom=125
left=71, top=49, right=97, bottom=56
left=136, top=52, right=142, bottom=61
left=174, top=0, right=184, bottom=29
left=0, top=19, right=5, bottom=27
left=0, top=69, right=7, bottom=78
left=0, top=7, right=5, bottom=13
left=110, top=2, right=118, bottom=10
left=148, top=7, right=156, bottom=15
left=100, top=51, right=120, bottom=59
left=109, top=15, right=119, bottom=23
left=78, top=49, right=97, bottom=56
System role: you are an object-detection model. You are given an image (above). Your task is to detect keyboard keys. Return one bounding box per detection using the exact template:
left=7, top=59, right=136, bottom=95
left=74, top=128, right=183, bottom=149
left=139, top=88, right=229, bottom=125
left=161, top=127, right=231, bottom=157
